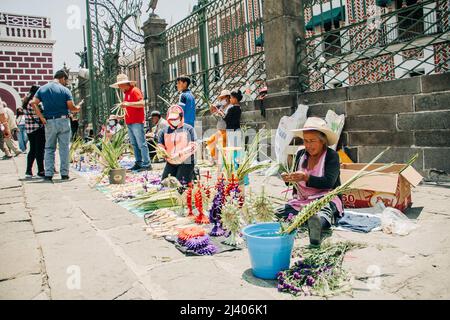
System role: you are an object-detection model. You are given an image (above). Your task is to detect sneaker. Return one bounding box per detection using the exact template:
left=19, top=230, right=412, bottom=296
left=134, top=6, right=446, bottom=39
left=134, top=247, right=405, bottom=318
left=2, top=155, right=13, bottom=160
left=43, top=176, right=53, bottom=181
left=37, top=172, right=45, bottom=178
left=25, top=173, right=33, bottom=179
left=130, top=164, right=141, bottom=171
left=308, top=214, right=322, bottom=246
left=61, top=175, right=70, bottom=180
left=139, top=165, right=152, bottom=171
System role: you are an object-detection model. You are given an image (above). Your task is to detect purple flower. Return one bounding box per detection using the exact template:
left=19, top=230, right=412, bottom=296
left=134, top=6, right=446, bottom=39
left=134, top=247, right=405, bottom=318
left=195, top=243, right=218, bottom=255
left=293, top=272, right=301, bottom=280
left=185, top=235, right=211, bottom=250
left=306, top=276, right=315, bottom=286
left=277, top=284, right=283, bottom=291
left=287, top=213, right=295, bottom=222
left=210, top=224, right=226, bottom=237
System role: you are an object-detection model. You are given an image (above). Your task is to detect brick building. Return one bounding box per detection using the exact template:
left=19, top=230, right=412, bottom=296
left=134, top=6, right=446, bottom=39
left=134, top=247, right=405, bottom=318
left=0, top=12, right=55, bottom=111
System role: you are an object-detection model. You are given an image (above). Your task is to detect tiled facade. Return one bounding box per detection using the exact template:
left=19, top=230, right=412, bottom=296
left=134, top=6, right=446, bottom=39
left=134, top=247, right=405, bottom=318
left=303, top=0, right=449, bottom=90
left=0, top=12, right=55, bottom=111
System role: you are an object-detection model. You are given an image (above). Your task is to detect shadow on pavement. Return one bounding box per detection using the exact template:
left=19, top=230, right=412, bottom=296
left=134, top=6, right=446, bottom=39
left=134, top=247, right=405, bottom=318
left=241, top=268, right=277, bottom=288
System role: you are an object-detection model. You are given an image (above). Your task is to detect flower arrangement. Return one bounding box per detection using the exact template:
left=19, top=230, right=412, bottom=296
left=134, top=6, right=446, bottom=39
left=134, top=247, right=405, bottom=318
left=251, top=186, right=275, bottom=223
left=277, top=241, right=365, bottom=297
left=221, top=193, right=243, bottom=246
left=186, top=182, right=195, bottom=219
left=194, top=180, right=210, bottom=224
left=209, top=176, right=226, bottom=236
left=177, top=226, right=218, bottom=255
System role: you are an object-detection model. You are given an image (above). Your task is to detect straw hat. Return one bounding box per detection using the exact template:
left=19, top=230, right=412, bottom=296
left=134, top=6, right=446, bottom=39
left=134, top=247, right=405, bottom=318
left=110, top=74, right=136, bottom=88
left=108, top=114, right=118, bottom=121
left=291, top=117, right=339, bottom=146
left=218, top=89, right=231, bottom=98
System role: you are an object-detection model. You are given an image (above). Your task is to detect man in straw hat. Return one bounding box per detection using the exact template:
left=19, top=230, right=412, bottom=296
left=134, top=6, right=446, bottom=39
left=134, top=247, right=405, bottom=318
left=277, top=117, right=343, bottom=246
left=110, top=73, right=151, bottom=171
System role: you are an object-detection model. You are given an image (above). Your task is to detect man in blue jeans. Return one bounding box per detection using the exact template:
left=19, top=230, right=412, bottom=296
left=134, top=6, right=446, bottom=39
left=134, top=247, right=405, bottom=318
left=110, top=74, right=151, bottom=171
left=31, top=70, right=83, bottom=181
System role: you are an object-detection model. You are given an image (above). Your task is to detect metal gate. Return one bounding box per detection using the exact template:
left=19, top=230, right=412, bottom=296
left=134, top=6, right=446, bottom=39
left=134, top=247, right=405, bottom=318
left=158, top=0, right=266, bottom=114
left=297, top=0, right=449, bottom=92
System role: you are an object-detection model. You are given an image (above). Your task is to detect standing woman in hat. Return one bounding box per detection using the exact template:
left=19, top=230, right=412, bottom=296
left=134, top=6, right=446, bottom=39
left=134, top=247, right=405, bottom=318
left=110, top=74, right=151, bottom=171
left=23, top=85, right=46, bottom=178
left=278, top=117, right=343, bottom=246
left=206, top=89, right=231, bottom=163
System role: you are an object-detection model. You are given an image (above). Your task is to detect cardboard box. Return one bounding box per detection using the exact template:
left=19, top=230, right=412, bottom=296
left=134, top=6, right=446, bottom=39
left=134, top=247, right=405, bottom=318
left=340, top=163, right=423, bottom=212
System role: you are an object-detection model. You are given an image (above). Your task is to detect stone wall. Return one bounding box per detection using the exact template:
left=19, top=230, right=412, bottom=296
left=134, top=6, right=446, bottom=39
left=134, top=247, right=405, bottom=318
left=202, top=72, right=450, bottom=179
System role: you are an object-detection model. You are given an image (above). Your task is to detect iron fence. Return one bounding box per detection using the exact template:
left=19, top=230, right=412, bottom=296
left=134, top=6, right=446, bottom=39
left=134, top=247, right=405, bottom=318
left=158, top=0, right=266, bottom=115
left=297, top=0, right=450, bottom=92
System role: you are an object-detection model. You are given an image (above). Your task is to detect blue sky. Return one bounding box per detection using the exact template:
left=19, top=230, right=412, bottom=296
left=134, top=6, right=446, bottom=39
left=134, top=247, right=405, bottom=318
left=1, top=0, right=197, bottom=70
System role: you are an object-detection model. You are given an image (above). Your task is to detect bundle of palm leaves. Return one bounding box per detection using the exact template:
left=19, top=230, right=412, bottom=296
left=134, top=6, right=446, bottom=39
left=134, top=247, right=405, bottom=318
left=131, top=188, right=181, bottom=212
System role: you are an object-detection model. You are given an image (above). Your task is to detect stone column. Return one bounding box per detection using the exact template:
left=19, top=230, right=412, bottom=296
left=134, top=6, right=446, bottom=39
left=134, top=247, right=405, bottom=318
left=263, top=0, right=305, bottom=109
left=142, top=15, right=168, bottom=111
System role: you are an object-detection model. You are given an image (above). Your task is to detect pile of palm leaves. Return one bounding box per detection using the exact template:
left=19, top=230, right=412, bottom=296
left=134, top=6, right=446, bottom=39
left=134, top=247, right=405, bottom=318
left=131, top=188, right=181, bottom=212
left=93, top=128, right=128, bottom=178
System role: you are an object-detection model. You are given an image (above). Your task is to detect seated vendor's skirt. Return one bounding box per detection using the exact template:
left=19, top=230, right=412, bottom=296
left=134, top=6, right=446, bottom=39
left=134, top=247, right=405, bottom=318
left=275, top=202, right=339, bottom=229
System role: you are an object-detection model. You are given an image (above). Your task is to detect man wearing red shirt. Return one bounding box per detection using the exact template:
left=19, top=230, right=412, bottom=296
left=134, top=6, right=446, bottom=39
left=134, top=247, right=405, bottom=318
left=110, top=74, right=151, bottom=171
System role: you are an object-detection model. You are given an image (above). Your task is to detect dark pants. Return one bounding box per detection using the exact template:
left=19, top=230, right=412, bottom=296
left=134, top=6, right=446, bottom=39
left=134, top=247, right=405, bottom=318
left=276, top=202, right=339, bottom=229
left=161, top=162, right=195, bottom=184
left=26, top=127, right=46, bottom=175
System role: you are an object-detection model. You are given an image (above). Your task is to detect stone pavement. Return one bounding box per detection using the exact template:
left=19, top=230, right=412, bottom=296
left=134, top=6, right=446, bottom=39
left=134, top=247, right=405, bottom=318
left=1, top=154, right=449, bottom=300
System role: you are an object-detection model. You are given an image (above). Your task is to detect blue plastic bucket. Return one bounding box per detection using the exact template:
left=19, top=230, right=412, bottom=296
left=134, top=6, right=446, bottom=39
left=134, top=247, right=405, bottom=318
left=242, top=222, right=296, bottom=280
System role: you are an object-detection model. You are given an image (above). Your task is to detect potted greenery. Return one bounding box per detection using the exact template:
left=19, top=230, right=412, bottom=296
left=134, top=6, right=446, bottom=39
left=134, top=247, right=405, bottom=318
left=94, top=128, right=128, bottom=184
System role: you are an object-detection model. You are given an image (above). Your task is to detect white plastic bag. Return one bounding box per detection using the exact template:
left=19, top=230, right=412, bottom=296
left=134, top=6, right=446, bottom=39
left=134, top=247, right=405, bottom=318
left=381, top=207, right=418, bottom=236
left=274, top=104, right=308, bottom=165
left=325, top=110, right=345, bottom=150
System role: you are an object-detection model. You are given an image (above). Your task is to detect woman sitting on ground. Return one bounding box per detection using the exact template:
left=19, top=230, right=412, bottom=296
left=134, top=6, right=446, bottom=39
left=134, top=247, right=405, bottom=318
left=277, top=117, right=343, bottom=245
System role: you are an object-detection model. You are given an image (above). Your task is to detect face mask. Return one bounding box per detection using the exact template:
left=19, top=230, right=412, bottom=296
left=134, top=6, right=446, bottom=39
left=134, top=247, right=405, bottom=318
left=170, top=119, right=181, bottom=127
left=108, top=121, right=115, bottom=126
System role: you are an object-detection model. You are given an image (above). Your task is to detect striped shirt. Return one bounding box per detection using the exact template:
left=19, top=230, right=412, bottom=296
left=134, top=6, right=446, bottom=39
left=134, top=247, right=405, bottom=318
left=24, top=103, right=44, bottom=134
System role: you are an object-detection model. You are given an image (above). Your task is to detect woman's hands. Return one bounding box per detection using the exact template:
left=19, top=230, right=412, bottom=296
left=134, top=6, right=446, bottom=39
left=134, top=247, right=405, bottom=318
left=281, top=171, right=309, bottom=183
